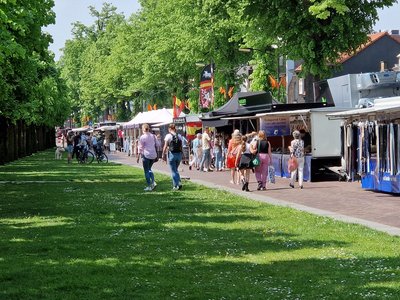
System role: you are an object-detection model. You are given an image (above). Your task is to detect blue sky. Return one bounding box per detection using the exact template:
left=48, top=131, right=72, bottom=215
left=46, top=1, right=400, bottom=61
left=46, top=0, right=140, bottom=60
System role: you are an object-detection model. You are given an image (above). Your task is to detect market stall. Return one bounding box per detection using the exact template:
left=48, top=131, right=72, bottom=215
left=328, top=96, right=400, bottom=193
left=123, top=108, right=186, bottom=157
left=257, top=107, right=345, bottom=181
left=94, top=124, right=119, bottom=152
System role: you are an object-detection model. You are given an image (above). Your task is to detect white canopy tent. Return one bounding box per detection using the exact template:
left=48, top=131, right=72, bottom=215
left=71, top=126, right=91, bottom=132
left=95, top=125, right=119, bottom=131
left=124, top=108, right=185, bottom=129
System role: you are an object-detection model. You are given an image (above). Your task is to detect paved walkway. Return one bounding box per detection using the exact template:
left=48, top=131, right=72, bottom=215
left=109, top=152, right=400, bottom=236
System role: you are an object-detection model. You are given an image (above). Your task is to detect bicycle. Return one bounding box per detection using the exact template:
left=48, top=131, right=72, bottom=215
left=94, top=145, right=108, bottom=163
left=76, top=146, right=94, bottom=164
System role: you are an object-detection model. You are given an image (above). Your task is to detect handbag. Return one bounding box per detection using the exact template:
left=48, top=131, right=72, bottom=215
left=268, top=165, right=275, bottom=184
left=252, top=154, right=260, bottom=166
left=251, top=140, right=261, bottom=167
left=226, top=152, right=236, bottom=168
left=227, top=145, right=240, bottom=169
left=153, top=135, right=159, bottom=162
left=288, top=155, right=298, bottom=172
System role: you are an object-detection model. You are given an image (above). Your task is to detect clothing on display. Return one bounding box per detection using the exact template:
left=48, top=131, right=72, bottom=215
left=342, top=120, right=400, bottom=193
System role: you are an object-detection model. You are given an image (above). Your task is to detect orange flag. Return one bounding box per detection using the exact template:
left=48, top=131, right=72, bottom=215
left=269, top=75, right=279, bottom=89
left=153, top=104, right=157, bottom=110
left=147, top=104, right=153, bottom=111
left=173, top=96, right=185, bottom=118
left=228, top=86, right=234, bottom=98
left=279, top=76, right=286, bottom=88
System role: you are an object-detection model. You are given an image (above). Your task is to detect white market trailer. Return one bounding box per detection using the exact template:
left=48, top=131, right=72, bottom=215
left=257, top=107, right=346, bottom=181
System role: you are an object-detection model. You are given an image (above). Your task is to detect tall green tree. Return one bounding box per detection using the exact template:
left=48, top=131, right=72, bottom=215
left=0, top=0, right=69, bottom=125
left=59, top=0, right=397, bottom=118
left=234, top=0, right=397, bottom=77
left=60, top=3, right=125, bottom=123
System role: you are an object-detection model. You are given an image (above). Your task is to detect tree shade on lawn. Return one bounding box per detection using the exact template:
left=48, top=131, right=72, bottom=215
left=1, top=150, right=400, bottom=298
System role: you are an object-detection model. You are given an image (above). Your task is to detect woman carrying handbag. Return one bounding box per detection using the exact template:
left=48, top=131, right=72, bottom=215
left=226, top=130, right=242, bottom=184
left=288, top=130, right=305, bottom=189
left=250, top=130, right=272, bottom=191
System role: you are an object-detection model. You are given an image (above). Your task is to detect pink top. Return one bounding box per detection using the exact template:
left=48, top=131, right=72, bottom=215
left=138, top=133, right=159, bottom=159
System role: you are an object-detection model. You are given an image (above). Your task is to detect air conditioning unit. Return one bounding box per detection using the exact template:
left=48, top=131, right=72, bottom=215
left=356, top=71, right=400, bottom=90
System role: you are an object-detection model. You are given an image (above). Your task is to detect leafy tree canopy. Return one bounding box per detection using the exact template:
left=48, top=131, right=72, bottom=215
left=58, top=0, right=397, bottom=121
left=0, top=0, right=70, bottom=126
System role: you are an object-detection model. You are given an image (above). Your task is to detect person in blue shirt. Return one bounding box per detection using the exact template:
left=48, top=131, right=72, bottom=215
left=189, top=133, right=202, bottom=170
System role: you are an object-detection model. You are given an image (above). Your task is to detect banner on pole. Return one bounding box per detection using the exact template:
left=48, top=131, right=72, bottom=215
left=199, top=64, right=214, bottom=109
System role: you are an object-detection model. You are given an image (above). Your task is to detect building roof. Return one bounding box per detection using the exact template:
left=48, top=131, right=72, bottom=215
left=295, top=32, right=400, bottom=72
left=338, top=32, right=400, bottom=64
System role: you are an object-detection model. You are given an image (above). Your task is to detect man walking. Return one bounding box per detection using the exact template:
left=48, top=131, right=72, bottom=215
left=162, top=124, right=183, bottom=190
left=199, top=127, right=212, bottom=172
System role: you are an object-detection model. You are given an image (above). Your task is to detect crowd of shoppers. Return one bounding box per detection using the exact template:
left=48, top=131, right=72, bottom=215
left=127, top=125, right=305, bottom=192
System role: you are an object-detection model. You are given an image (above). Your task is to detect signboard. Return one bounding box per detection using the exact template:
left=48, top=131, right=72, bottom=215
left=173, top=117, right=186, bottom=124
left=260, top=116, right=290, bottom=136
left=238, top=98, right=247, bottom=106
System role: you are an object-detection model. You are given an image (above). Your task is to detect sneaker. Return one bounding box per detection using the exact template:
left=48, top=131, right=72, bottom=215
left=178, top=184, right=182, bottom=190
left=151, top=181, right=157, bottom=190
left=172, top=186, right=179, bottom=190
left=289, top=183, right=294, bottom=188
left=144, top=186, right=152, bottom=191
left=189, top=165, right=192, bottom=170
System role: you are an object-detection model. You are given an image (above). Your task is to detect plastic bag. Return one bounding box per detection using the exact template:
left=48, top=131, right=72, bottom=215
left=268, top=165, right=275, bottom=184
left=288, top=156, right=298, bottom=172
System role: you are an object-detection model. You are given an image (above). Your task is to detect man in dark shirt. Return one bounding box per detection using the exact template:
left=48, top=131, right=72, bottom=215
left=300, top=129, right=311, bottom=153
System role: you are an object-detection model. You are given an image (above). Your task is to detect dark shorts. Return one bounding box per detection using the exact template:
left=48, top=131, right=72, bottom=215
left=238, top=153, right=253, bottom=169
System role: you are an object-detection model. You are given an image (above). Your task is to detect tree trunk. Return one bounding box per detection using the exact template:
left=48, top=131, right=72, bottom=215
left=0, top=117, right=7, bottom=165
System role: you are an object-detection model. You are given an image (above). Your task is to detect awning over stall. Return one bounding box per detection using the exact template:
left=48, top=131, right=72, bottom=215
left=95, top=125, right=119, bottom=131
left=124, top=109, right=185, bottom=129
left=201, top=119, right=230, bottom=128
left=327, top=96, right=400, bottom=120
left=71, top=126, right=91, bottom=132
left=203, top=91, right=274, bottom=119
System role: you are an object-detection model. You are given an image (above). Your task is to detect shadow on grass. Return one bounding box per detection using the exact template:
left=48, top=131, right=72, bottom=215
left=1, top=150, right=400, bottom=298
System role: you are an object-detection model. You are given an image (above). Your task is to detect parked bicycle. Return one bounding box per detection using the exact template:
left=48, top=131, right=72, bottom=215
left=76, top=146, right=94, bottom=164
left=94, top=145, right=108, bottom=163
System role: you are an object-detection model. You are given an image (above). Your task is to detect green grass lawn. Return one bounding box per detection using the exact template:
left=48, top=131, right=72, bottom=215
left=1, top=150, right=400, bottom=299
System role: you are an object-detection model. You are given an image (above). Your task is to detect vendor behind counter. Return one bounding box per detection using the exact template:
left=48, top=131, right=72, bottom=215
left=300, top=129, right=311, bottom=153
left=268, top=132, right=311, bottom=154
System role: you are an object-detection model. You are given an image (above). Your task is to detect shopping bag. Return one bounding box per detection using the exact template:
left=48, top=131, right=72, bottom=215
left=288, top=156, right=298, bottom=172
left=268, top=165, right=275, bottom=184
left=252, top=154, right=260, bottom=167
left=226, top=153, right=236, bottom=169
